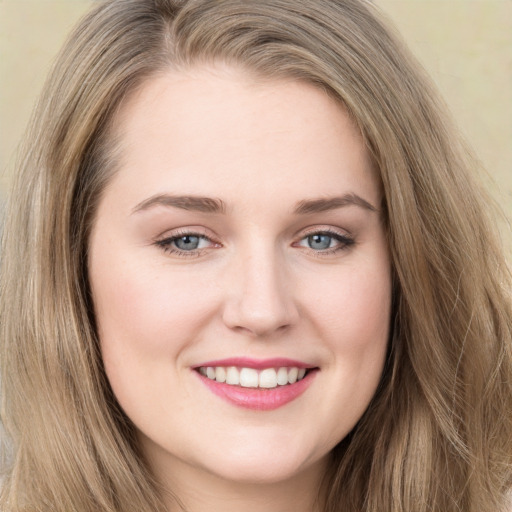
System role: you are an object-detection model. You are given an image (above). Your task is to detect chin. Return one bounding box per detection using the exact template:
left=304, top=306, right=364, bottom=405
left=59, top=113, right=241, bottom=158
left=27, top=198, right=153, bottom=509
left=196, top=443, right=327, bottom=485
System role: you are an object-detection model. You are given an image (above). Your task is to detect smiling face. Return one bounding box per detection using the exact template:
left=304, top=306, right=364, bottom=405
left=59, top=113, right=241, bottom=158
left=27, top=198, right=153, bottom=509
left=88, top=65, right=392, bottom=499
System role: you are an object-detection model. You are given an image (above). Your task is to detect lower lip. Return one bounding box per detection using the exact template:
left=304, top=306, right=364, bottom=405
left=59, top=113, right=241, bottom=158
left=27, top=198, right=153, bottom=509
left=195, top=370, right=317, bottom=411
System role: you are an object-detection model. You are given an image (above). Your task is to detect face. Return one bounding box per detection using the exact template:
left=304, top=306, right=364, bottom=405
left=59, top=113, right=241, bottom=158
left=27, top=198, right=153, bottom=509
left=89, top=65, right=392, bottom=491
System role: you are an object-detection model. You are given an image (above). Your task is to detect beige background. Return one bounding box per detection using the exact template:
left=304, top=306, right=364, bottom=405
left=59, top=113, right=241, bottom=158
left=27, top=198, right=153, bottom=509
left=1, top=0, right=511, bottom=245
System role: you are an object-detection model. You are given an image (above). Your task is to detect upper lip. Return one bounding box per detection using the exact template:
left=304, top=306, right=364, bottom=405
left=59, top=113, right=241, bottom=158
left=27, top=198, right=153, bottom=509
left=193, top=357, right=315, bottom=370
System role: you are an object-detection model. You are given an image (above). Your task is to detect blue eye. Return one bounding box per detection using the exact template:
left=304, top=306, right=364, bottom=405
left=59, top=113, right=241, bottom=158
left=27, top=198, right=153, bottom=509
left=296, top=230, right=354, bottom=253
left=307, top=234, right=335, bottom=250
left=156, top=232, right=215, bottom=255
left=174, top=235, right=201, bottom=251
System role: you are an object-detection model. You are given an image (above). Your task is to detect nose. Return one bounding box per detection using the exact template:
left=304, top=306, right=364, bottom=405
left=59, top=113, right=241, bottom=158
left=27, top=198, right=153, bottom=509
left=221, top=247, right=299, bottom=337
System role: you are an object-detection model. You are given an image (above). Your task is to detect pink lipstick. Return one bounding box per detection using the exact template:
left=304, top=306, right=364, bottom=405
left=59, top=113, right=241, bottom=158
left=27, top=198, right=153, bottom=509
left=193, top=358, right=317, bottom=411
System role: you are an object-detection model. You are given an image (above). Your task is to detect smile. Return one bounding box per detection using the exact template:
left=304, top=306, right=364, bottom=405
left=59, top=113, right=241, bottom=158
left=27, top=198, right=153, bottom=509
left=198, top=366, right=308, bottom=388
left=194, top=358, right=318, bottom=411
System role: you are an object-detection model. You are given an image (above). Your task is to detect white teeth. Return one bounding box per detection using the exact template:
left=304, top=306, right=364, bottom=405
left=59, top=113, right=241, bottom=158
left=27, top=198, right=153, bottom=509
left=226, top=366, right=240, bottom=385
left=259, top=368, right=278, bottom=388
left=276, top=367, right=289, bottom=386
left=288, top=367, right=298, bottom=384
left=199, top=365, right=309, bottom=388
left=215, top=367, right=226, bottom=383
left=240, top=368, right=259, bottom=388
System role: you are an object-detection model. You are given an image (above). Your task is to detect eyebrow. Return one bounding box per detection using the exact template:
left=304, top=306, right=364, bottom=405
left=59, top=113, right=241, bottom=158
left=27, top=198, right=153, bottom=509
left=132, top=192, right=377, bottom=216
left=293, top=194, right=378, bottom=214
left=132, top=194, right=226, bottom=214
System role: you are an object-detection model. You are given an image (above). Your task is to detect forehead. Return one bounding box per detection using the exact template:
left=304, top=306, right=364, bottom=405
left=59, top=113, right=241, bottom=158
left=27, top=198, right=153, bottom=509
left=107, top=64, right=380, bottom=211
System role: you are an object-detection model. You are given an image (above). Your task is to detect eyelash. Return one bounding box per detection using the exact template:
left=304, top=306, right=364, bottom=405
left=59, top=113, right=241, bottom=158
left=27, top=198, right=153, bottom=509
left=296, top=229, right=355, bottom=256
left=155, top=229, right=217, bottom=258
left=154, top=228, right=355, bottom=257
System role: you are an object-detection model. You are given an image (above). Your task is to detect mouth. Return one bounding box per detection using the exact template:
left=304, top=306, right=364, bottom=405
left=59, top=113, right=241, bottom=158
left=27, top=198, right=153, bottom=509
left=197, top=365, right=309, bottom=389
left=193, top=358, right=318, bottom=410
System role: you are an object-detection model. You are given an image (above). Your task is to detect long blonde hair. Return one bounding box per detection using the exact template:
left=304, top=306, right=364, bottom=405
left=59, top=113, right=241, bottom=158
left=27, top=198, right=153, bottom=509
left=1, top=1, right=511, bottom=511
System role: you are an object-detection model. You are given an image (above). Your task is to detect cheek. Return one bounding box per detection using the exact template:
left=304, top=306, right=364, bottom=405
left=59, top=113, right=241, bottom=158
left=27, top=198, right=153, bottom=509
left=306, top=261, right=392, bottom=350
left=91, top=260, right=222, bottom=423
left=90, top=249, right=223, bottom=392
left=94, top=257, right=214, bottom=343
left=305, top=262, right=391, bottom=440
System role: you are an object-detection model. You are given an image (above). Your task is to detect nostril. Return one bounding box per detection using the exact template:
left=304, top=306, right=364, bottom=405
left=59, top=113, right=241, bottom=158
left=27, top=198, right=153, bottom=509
left=222, top=298, right=299, bottom=337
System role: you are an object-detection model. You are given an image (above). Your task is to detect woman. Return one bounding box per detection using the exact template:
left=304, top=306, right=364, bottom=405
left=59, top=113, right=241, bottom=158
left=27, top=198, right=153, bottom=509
left=1, top=0, right=511, bottom=511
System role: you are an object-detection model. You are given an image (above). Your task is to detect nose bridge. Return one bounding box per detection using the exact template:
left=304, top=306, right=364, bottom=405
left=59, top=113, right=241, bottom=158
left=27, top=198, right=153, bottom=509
left=222, top=239, right=298, bottom=336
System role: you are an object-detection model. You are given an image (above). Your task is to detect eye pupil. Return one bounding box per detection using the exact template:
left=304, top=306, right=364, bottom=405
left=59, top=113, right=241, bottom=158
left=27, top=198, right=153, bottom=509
left=308, top=234, right=332, bottom=250
left=175, top=235, right=200, bottom=250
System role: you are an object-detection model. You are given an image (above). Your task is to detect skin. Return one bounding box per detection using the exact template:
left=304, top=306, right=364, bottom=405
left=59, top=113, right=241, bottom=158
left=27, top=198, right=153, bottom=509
left=88, top=64, right=392, bottom=512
